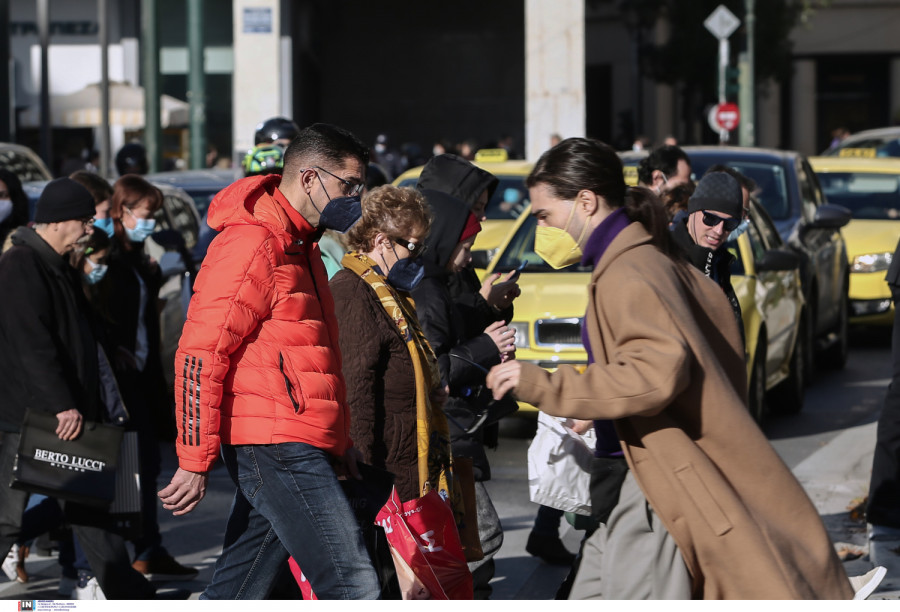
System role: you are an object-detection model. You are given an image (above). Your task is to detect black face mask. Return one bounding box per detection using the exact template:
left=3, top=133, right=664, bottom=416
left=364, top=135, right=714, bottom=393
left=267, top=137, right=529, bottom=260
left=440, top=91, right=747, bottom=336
left=318, top=195, right=362, bottom=233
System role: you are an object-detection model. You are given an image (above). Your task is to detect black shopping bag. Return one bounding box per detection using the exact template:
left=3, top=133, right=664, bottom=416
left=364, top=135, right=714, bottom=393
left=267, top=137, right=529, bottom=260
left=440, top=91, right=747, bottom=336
left=10, top=409, right=124, bottom=507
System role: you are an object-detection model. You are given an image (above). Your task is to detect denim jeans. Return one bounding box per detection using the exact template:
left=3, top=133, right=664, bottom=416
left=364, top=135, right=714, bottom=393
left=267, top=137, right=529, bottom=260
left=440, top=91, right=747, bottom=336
left=202, top=442, right=380, bottom=600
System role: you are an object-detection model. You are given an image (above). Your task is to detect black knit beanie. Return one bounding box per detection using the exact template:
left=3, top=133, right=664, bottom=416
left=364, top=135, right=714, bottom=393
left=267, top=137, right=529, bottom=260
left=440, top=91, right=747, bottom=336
left=33, top=178, right=96, bottom=223
left=687, top=172, right=743, bottom=219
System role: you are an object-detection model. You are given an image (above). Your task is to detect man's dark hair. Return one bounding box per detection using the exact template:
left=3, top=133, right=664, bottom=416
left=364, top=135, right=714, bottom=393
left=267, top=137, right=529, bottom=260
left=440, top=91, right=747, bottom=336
left=283, top=123, right=369, bottom=180
left=705, top=163, right=757, bottom=194
left=637, top=145, right=690, bottom=186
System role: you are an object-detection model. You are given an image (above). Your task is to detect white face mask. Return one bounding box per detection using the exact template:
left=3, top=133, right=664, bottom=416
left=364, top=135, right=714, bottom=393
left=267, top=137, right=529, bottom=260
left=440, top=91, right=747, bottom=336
left=0, top=199, right=12, bottom=224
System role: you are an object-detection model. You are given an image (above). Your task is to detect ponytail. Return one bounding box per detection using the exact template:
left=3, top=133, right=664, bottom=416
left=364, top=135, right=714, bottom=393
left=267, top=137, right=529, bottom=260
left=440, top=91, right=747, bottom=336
left=624, top=186, right=683, bottom=261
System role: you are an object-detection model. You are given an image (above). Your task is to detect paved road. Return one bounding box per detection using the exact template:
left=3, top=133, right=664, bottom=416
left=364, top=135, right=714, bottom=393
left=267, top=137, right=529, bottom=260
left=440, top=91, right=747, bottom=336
left=1, top=331, right=894, bottom=600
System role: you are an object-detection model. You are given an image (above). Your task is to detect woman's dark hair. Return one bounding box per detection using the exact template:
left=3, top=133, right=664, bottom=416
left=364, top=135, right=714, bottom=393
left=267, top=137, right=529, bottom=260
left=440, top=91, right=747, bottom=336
left=69, top=170, right=113, bottom=204
left=110, top=174, right=163, bottom=251
left=0, top=168, right=30, bottom=243
left=526, top=137, right=678, bottom=257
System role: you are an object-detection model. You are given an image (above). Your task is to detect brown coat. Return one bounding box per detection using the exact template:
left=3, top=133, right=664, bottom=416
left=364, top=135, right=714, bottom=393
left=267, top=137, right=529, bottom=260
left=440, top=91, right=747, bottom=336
left=330, top=268, right=419, bottom=502
left=515, top=222, right=853, bottom=600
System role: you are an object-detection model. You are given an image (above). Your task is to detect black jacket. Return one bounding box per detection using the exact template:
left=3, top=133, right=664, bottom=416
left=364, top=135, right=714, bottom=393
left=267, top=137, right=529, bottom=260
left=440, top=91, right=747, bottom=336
left=672, top=217, right=743, bottom=342
left=101, top=240, right=168, bottom=436
left=0, top=227, right=100, bottom=432
left=411, top=189, right=501, bottom=481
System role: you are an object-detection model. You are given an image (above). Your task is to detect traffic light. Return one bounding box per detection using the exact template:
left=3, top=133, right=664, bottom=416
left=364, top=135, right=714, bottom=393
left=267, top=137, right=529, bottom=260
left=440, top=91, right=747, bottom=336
left=724, top=66, right=740, bottom=98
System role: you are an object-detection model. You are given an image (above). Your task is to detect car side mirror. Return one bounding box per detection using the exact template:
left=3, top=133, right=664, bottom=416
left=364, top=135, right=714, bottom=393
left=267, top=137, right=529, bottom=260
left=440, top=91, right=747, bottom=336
left=811, top=203, right=852, bottom=229
left=756, top=248, right=801, bottom=273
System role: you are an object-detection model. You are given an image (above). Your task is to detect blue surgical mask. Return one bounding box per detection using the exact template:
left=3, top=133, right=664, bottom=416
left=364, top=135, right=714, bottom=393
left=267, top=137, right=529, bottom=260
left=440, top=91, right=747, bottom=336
left=93, top=217, right=114, bottom=237
left=84, top=258, right=108, bottom=285
left=125, top=217, right=156, bottom=243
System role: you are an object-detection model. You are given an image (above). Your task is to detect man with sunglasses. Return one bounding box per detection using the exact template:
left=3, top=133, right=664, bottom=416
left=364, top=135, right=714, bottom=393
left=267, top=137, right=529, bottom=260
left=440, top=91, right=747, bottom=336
left=671, top=171, right=744, bottom=338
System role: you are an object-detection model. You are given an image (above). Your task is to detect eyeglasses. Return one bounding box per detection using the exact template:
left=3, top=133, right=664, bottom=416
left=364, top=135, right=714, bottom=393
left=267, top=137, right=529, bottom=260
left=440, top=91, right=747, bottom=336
left=701, top=211, right=740, bottom=232
left=313, top=166, right=364, bottom=197
left=393, top=237, right=427, bottom=259
left=79, top=217, right=95, bottom=228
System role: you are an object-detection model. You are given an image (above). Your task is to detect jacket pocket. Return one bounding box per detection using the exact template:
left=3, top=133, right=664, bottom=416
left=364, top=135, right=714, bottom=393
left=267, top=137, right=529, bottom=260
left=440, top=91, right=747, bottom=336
left=278, top=352, right=306, bottom=415
left=673, top=462, right=733, bottom=537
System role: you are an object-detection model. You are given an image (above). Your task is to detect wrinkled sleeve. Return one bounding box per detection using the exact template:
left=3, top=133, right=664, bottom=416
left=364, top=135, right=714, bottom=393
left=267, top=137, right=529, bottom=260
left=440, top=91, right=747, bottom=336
left=515, top=274, right=691, bottom=420
left=330, top=272, right=381, bottom=462
left=174, top=226, right=275, bottom=472
left=0, top=249, right=80, bottom=416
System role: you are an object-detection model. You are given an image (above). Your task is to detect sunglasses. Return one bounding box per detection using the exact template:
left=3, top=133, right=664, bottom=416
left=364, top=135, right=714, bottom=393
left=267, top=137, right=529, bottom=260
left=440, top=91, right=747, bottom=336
left=393, top=237, right=427, bottom=259
left=701, top=211, right=740, bottom=232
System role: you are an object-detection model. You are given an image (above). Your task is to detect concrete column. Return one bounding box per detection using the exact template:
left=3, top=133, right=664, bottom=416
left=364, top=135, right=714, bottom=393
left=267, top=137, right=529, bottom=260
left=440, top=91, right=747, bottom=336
left=757, top=79, right=781, bottom=149
left=791, top=59, right=816, bottom=155
left=232, top=0, right=281, bottom=161
left=525, top=0, right=584, bottom=161
left=890, top=58, right=900, bottom=125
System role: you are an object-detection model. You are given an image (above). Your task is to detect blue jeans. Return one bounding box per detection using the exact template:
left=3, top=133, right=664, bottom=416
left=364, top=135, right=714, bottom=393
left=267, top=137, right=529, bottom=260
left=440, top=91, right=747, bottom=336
left=202, top=443, right=380, bottom=600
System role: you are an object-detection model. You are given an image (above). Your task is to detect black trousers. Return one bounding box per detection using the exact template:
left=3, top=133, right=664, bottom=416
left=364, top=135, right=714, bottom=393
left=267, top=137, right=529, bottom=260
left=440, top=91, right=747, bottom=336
left=0, top=431, right=155, bottom=599
left=868, top=283, right=900, bottom=529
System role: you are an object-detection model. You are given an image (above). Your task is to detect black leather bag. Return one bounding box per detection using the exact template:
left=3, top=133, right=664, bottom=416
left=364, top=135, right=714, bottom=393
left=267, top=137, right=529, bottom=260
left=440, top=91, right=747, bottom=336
left=10, top=409, right=124, bottom=507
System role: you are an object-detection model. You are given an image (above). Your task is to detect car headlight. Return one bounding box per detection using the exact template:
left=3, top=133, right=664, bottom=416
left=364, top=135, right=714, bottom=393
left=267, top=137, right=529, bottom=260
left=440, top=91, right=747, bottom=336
left=509, top=321, right=530, bottom=349
left=851, top=252, right=893, bottom=273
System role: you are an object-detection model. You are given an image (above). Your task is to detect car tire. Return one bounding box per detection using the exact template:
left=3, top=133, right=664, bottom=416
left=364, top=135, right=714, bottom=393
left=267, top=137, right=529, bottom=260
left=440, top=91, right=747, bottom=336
left=820, top=287, right=849, bottom=370
left=748, top=337, right=767, bottom=424
left=772, top=313, right=806, bottom=414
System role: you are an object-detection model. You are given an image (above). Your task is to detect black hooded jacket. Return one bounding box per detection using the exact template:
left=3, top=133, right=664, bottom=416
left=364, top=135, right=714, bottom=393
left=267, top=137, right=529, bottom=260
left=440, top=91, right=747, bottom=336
left=411, top=189, right=502, bottom=481
left=672, top=217, right=743, bottom=343
left=416, top=155, right=511, bottom=337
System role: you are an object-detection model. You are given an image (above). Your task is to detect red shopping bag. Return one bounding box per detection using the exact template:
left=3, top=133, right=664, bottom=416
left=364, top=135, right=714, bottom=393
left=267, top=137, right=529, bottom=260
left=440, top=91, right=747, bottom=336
left=374, top=487, right=473, bottom=600
left=288, top=557, right=317, bottom=600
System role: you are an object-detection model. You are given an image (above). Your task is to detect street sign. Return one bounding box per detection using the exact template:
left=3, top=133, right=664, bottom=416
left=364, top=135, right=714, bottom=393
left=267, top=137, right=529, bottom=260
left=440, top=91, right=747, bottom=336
left=715, top=102, right=740, bottom=131
left=704, top=5, right=740, bottom=40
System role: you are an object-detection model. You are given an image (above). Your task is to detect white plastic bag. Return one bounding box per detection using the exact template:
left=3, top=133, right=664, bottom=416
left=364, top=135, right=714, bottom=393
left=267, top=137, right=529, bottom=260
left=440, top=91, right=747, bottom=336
left=527, top=411, right=596, bottom=516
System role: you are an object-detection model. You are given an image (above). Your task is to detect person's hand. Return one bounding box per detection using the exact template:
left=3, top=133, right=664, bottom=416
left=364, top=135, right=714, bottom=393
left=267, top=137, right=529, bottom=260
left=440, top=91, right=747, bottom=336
left=486, top=360, right=522, bottom=400
left=568, top=419, right=593, bottom=435
left=55, top=409, right=83, bottom=440
left=485, top=320, right=516, bottom=356
left=430, top=385, right=449, bottom=409
left=334, top=446, right=364, bottom=481
left=479, top=271, right=521, bottom=310
left=158, top=468, right=209, bottom=516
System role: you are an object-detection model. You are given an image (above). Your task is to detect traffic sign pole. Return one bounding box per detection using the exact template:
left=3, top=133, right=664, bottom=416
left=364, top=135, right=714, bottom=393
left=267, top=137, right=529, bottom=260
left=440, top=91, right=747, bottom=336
left=704, top=5, right=741, bottom=145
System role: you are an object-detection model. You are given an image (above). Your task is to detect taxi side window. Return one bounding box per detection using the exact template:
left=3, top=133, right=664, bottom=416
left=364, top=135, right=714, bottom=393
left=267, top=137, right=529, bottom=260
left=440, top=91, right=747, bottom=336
left=746, top=216, right=766, bottom=265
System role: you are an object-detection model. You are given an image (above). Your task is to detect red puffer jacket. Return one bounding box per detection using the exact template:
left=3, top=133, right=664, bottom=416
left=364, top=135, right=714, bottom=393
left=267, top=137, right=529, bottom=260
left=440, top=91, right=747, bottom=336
left=174, top=174, right=351, bottom=472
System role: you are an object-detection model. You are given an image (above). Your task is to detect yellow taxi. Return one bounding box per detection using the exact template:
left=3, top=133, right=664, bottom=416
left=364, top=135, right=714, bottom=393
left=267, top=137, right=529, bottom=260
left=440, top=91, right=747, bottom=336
left=487, top=200, right=806, bottom=423
left=808, top=156, right=900, bottom=325
left=393, top=149, right=532, bottom=268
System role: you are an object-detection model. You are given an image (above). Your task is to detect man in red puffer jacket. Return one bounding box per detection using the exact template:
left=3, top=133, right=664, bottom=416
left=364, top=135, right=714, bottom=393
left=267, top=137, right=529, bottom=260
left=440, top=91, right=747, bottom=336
left=158, top=123, right=380, bottom=600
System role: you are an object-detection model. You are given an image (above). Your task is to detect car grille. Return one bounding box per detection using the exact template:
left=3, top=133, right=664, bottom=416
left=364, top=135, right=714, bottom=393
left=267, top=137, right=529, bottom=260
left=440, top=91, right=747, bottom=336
left=535, top=318, right=583, bottom=347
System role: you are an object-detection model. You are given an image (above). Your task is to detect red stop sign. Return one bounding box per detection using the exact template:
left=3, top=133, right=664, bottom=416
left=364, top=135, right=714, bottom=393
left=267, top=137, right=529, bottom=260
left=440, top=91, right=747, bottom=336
left=715, top=102, right=740, bottom=131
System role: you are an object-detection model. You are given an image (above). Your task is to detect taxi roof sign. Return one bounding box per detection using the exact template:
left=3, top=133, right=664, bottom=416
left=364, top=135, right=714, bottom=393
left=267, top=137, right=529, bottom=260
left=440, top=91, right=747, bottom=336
left=622, top=165, right=639, bottom=186
left=474, top=148, right=509, bottom=163
left=838, top=148, right=877, bottom=158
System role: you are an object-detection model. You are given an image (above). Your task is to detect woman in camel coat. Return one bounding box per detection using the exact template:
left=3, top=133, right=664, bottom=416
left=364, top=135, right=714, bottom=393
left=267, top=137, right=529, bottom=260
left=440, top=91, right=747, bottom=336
left=487, top=137, right=853, bottom=600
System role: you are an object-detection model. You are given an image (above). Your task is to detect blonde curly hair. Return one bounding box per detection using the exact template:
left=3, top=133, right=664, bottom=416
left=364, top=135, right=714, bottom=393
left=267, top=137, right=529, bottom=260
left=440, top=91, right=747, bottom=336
left=346, top=185, right=431, bottom=252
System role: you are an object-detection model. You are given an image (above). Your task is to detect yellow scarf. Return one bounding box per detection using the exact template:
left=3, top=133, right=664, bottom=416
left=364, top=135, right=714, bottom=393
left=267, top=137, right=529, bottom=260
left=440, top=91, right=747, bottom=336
left=341, top=252, right=464, bottom=521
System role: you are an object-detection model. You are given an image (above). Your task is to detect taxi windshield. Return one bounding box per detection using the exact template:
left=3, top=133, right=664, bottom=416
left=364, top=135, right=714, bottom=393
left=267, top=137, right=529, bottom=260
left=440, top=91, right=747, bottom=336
left=817, top=172, right=900, bottom=220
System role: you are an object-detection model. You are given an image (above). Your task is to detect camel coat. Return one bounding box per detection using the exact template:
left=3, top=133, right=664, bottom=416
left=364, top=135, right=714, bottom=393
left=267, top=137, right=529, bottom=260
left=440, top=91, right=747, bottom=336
left=515, top=222, right=853, bottom=600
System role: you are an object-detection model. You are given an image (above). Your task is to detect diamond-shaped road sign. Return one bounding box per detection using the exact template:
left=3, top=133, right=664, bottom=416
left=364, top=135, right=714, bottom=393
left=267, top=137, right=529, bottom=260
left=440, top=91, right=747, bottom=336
left=704, top=4, right=740, bottom=39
